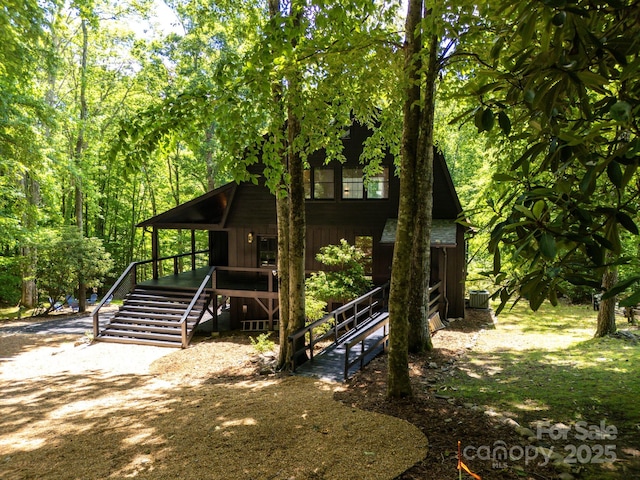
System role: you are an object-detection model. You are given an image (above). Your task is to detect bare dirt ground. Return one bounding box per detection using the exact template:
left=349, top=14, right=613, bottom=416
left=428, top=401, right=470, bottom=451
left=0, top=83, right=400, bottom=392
left=0, top=321, right=425, bottom=480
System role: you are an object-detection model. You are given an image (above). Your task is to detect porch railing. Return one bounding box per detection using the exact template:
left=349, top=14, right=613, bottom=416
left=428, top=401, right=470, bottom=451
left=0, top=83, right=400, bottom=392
left=138, top=249, right=209, bottom=282
left=428, top=280, right=445, bottom=318
left=212, top=266, right=279, bottom=294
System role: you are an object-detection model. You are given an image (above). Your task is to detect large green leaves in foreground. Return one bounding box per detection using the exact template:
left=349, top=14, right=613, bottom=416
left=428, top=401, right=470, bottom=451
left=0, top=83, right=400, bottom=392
left=464, top=0, right=640, bottom=312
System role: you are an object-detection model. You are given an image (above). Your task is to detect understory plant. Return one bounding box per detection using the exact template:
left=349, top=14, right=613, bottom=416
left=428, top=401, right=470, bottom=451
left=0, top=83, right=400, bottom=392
left=249, top=332, right=275, bottom=354
left=305, top=239, right=373, bottom=335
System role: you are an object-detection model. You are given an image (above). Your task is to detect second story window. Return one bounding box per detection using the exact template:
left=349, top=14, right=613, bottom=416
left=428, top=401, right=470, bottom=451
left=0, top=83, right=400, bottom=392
left=342, top=166, right=389, bottom=199
left=366, top=167, right=389, bottom=199
left=304, top=167, right=335, bottom=200
left=342, top=167, right=364, bottom=199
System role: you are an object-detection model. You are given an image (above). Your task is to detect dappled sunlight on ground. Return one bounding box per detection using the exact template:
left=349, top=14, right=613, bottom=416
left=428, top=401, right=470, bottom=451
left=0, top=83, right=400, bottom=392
left=0, top=332, right=427, bottom=480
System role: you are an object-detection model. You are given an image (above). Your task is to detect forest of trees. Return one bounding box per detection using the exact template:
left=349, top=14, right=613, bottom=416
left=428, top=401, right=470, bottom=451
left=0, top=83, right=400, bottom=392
left=1, top=0, right=638, bottom=397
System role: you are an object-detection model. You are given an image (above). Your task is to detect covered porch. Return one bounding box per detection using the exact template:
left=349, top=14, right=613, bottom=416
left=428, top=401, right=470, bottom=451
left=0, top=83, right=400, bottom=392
left=138, top=258, right=280, bottom=332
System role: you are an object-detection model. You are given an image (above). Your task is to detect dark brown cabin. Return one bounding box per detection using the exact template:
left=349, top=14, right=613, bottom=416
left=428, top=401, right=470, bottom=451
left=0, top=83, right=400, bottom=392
left=136, top=121, right=466, bottom=332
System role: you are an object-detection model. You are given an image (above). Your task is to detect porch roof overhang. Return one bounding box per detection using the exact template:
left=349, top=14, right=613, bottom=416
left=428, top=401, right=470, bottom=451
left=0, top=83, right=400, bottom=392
left=380, top=218, right=458, bottom=247
left=137, top=182, right=236, bottom=230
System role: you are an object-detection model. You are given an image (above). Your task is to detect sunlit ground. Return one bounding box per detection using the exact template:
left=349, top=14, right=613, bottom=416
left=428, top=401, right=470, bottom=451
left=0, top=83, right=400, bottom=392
left=443, top=301, right=640, bottom=479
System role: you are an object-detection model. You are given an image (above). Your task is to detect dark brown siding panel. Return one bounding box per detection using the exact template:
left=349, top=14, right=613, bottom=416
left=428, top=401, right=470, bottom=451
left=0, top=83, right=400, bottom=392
left=225, top=183, right=277, bottom=228
left=210, top=231, right=229, bottom=267
left=444, top=226, right=467, bottom=318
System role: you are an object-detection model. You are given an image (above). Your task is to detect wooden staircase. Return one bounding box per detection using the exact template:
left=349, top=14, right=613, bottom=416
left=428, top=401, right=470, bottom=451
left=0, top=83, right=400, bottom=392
left=97, top=286, right=210, bottom=347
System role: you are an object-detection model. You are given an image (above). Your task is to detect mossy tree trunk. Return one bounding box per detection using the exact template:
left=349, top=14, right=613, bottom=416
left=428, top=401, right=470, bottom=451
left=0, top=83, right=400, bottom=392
left=595, top=266, right=617, bottom=337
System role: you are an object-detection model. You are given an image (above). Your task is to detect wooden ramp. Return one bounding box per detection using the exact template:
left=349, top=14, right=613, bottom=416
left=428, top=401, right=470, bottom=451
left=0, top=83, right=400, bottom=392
left=294, top=312, right=389, bottom=382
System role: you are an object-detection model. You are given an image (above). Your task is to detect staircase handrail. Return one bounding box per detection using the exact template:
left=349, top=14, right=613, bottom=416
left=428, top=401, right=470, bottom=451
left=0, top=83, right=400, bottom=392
left=179, top=265, right=216, bottom=348
left=92, top=261, right=141, bottom=338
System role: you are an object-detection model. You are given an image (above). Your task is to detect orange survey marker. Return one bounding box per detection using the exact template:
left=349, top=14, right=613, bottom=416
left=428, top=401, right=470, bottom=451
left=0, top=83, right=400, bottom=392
left=457, top=440, right=482, bottom=480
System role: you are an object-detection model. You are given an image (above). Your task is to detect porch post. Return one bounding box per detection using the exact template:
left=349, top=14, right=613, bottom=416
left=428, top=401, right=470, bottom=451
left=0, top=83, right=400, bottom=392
left=208, top=231, right=214, bottom=266
left=191, top=229, right=196, bottom=271
left=152, top=227, right=159, bottom=280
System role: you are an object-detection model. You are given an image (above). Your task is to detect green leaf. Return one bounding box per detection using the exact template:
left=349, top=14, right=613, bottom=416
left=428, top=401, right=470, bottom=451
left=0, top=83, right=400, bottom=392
left=474, top=108, right=484, bottom=132
left=493, top=248, right=501, bottom=274
left=481, top=109, right=495, bottom=131
left=564, top=274, right=600, bottom=288
left=616, top=212, right=639, bottom=234
left=552, top=11, right=566, bottom=26
left=609, top=101, right=631, bottom=122
left=524, top=89, right=535, bottom=103
left=538, top=233, right=556, bottom=259
left=490, top=37, right=504, bottom=59
left=498, top=111, right=511, bottom=135
left=620, top=290, right=640, bottom=307
left=601, top=276, right=640, bottom=300
left=579, top=168, right=596, bottom=194
left=493, top=173, right=518, bottom=182
left=606, top=160, right=623, bottom=188
left=532, top=200, right=545, bottom=219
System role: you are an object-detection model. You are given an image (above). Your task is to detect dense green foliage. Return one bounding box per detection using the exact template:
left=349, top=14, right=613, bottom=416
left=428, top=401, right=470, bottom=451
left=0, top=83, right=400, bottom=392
left=305, top=239, right=373, bottom=308
left=36, top=228, right=113, bottom=311
left=0, top=0, right=637, bottom=335
left=458, top=0, right=640, bottom=313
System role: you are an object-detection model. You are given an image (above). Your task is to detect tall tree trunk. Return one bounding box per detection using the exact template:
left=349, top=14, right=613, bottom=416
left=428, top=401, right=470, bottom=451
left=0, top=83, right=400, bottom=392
left=74, top=17, right=89, bottom=312
left=272, top=0, right=307, bottom=370
left=387, top=0, right=423, bottom=399
left=276, top=188, right=291, bottom=368
left=286, top=94, right=306, bottom=368
left=595, top=265, right=617, bottom=337
left=20, top=173, right=40, bottom=309
left=269, top=0, right=293, bottom=370
left=407, top=32, right=438, bottom=353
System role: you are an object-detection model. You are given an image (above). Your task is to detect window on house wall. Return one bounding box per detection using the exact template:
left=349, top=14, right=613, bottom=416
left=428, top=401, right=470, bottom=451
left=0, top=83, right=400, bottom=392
left=342, top=167, right=389, bottom=199
left=366, top=167, right=389, bottom=199
left=342, top=167, right=364, bottom=198
left=304, top=167, right=335, bottom=199
left=355, top=235, right=373, bottom=276
left=259, top=236, right=278, bottom=267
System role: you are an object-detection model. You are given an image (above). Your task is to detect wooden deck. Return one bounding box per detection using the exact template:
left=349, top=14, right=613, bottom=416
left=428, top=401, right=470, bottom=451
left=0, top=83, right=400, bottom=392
left=139, top=266, right=213, bottom=290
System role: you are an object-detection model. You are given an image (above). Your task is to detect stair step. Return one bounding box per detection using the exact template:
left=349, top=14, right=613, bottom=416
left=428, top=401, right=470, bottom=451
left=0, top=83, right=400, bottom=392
left=107, top=318, right=198, bottom=329
left=104, top=322, right=186, bottom=334
left=124, top=299, right=206, bottom=309
left=96, top=285, right=208, bottom=349
left=97, top=335, right=181, bottom=348
left=129, top=290, right=198, bottom=300
left=109, top=316, right=183, bottom=327
left=115, top=311, right=199, bottom=322
left=122, top=304, right=192, bottom=315
left=99, top=329, right=183, bottom=343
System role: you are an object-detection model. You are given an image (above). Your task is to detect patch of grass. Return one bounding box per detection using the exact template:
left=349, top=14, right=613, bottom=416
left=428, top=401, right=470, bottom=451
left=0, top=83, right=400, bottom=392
left=444, top=302, right=640, bottom=479
left=0, top=305, right=40, bottom=321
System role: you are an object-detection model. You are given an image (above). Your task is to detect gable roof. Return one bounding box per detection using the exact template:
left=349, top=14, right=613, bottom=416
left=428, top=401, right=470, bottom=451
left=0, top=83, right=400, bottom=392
left=137, top=183, right=236, bottom=229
